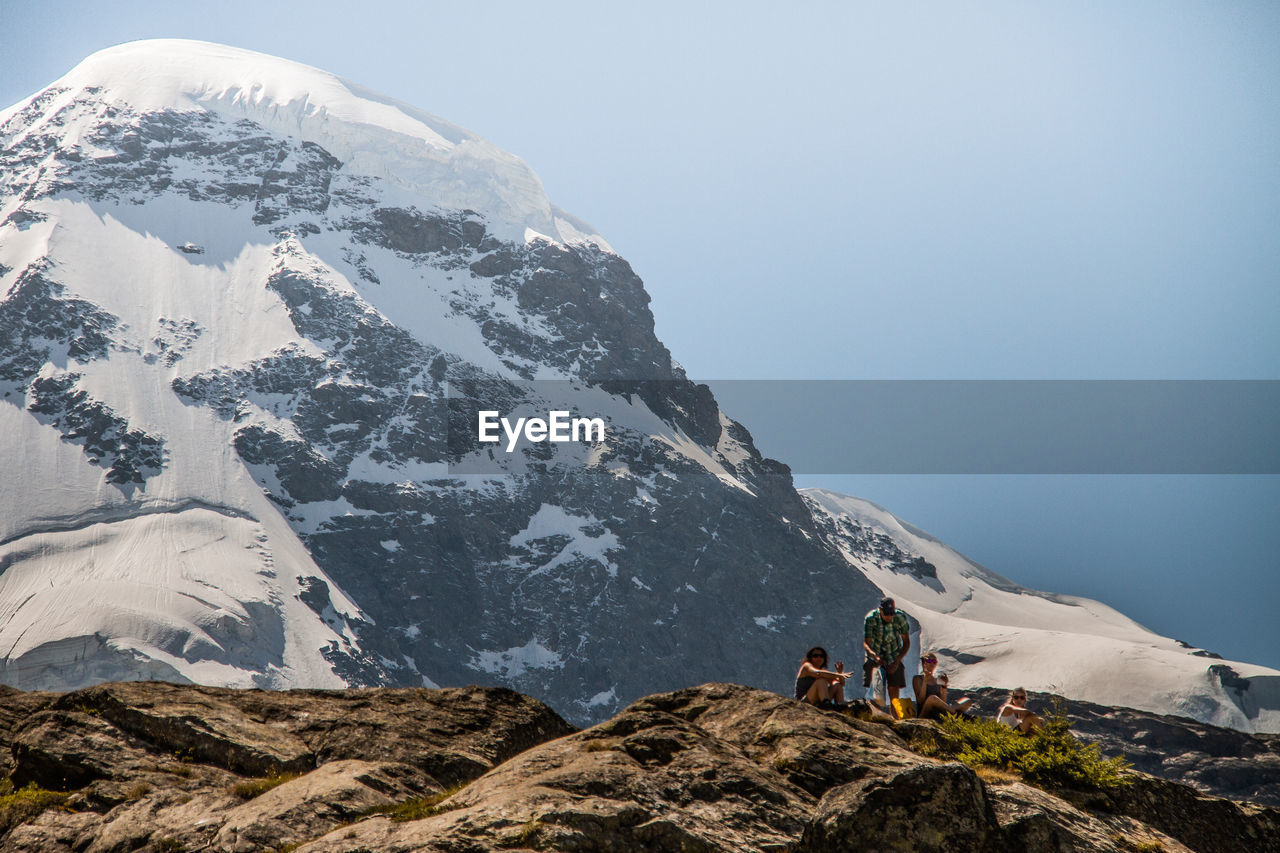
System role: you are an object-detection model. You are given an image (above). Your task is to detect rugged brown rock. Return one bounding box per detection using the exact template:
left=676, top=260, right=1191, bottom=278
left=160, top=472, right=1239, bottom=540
left=0, top=682, right=573, bottom=852
left=0, top=681, right=1275, bottom=852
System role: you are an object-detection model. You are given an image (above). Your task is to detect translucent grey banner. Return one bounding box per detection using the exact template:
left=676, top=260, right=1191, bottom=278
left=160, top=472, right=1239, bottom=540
left=704, top=380, right=1279, bottom=474
left=442, top=379, right=1277, bottom=475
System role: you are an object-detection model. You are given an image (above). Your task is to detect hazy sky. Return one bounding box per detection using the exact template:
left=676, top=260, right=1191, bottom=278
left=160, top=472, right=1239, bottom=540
left=2, top=2, right=1277, bottom=667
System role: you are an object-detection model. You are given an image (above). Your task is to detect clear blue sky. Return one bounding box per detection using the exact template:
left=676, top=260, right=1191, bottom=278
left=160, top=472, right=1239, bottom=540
left=2, top=2, right=1277, bottom=667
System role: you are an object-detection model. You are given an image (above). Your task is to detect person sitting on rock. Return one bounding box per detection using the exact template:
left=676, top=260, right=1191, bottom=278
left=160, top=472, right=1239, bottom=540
left=912, top=652, right=974, bottom=719
left=795, top=645, right=851, bottom=708
left=934, top=672, right=974, bottom=717
left=997, top=687, right=1044, bottom=734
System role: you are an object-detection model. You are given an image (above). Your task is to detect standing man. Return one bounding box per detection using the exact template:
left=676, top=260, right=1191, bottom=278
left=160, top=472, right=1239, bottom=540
left=863, top=596, right=911, bottom=708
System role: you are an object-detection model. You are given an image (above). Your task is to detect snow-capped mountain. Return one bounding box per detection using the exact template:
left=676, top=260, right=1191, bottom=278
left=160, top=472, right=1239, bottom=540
left=0, top=40, right=882, bottom=721
left=1, top=39, right=1276, bottom=731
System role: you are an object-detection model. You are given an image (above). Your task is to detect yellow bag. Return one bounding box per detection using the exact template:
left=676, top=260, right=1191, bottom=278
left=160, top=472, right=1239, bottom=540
left=891, top=697, right=917, bottom=720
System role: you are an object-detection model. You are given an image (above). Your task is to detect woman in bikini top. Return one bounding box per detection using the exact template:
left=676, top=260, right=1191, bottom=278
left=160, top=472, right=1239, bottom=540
left=795, top=645, right=851, bottom=708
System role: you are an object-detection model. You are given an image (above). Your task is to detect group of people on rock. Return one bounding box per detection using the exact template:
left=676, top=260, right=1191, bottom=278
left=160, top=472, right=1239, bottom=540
left=794, top=596, right=1043, bottom=732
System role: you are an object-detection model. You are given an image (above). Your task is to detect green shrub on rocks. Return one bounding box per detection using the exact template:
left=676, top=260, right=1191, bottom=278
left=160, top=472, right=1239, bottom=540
left=915, top=714, right=1130, bottom=790
left=0, top=781, right=71, bottom=833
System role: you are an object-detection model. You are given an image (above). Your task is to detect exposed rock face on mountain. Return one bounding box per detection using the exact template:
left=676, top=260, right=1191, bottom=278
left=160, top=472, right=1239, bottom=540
left=0, top=682, right=1277, bottom=853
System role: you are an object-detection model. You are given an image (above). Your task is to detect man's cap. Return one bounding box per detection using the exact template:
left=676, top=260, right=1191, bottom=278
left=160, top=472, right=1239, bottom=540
left=879, top=596, right=896, bottom=613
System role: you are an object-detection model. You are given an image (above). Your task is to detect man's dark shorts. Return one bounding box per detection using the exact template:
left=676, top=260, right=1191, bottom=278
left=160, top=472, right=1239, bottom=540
left=881, top=662, right=906, bottom=689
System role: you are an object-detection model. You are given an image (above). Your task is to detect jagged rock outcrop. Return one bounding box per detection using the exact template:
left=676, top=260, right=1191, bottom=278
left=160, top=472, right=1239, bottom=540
left=0, top=682, right=573, bottom=852
left=0, top=682, right=1276, bottom=853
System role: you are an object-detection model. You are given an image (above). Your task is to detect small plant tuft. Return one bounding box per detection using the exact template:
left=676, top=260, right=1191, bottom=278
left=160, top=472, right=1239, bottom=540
left=230, top=771, right=304, bottom=800
left=973, top=766, right=1021, bottom=786
left=151, top=838, right=187, bottom=853
left=772, top=755, right=800, bottom=773
left=511, top=818, right=544, bottom=846
left=914, top=713, right=1130, bottom=791
left=125, top=782, right=152, bottom=800
left=1111, top=834, right=1165, bottom=852
left=359, top=783, right=467, bottom=822
left=582, top=738, right=620, bottom=753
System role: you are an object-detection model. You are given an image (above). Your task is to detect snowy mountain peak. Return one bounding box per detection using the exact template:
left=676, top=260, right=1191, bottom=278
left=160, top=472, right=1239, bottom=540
left=5, top=39, right=607, bottom=249
left=0, top=41, right=862, bottom=717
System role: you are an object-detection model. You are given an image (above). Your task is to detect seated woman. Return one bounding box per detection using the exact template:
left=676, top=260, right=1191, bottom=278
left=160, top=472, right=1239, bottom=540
left=912, top=652, right=974, bottom=719
left=935, top=673, right=973, bottom=715
left=997, top=687, right=1044, bottom=734
left=795, top=646, right=851, bottom=708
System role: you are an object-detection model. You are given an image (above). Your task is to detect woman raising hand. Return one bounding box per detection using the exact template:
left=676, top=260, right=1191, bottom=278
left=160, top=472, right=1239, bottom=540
left=795, top=646, right=850, bottom=709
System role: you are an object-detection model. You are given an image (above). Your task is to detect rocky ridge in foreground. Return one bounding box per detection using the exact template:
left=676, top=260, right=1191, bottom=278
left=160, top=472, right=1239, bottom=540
left=0, top=683, right=1276, bottom=852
